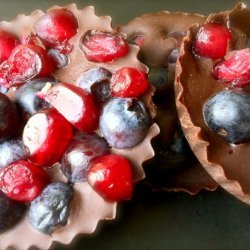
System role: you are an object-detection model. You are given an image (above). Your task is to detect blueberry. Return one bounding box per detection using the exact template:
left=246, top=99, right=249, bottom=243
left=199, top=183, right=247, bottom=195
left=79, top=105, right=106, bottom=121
left=148, top=67, right=169, bottom=92
left=0, top=138, right=27, bottom=168
left=204, top=90, right=250, bottom=144
left=61, top=132, right=110, bottom=182
left=76, top=67, right=112, bottom=93
left=15, top=77, right=58, bottom=115
left=0, top=92, right=18, bottom=142
left=168, top=48, right=180, bottom=64
left=100, top=98, right=152, bottom=148
left=47, top=48, right=69, bottom=69
left=28, top=182, right=73, bottom=235
left=90, top=80, right=111, bottom=103
left=0, top=191, right=26, bottom=232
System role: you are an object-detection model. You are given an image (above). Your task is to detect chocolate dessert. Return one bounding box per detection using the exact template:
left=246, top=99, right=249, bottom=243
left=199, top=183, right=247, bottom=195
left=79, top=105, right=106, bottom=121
left=0, top=4, right=159, bottom=250
left=175, top=3, right=250, bottom=203
left=119, top=11, right=218, bottom=194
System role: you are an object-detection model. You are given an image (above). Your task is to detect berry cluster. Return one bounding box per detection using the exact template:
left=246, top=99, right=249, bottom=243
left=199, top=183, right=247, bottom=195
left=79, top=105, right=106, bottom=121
left=0, top=7, right=152, bottom=235
left=194, top=22, right=250, bottom=144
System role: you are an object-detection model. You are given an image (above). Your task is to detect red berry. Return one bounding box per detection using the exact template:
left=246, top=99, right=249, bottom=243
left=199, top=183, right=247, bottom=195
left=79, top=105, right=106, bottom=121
left=23, top=108, right=73, bottom=167
left=38, top=82, right=100, bottom=133
left=80, top=30, right=129, bottom=62
left=87, top=154, right=133, bottom=201
left=0, top=44, right=55, bottom=88
left=110, top=67, right=149, bottom=98
left=35, top=8, right=78, bottom=52
left=213, top=48, right=250, bottom=87
left=194, top=23, right=231, bottom=60
left=0, top=30, right=20, bottom=64
left=0, top=160, right=50, bottom=202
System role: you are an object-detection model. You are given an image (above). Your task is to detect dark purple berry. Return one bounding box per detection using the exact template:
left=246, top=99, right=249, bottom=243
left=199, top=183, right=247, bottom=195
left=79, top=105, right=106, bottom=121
left=28, top=182, right=73, bottom=235
left=76, top=67, right=112, bottom=93
left=0, top=138, right=27, bottom=168
left=0, top=191, right=26, bottom=233
left=61, top=132, right=110, bottom=182
left=204, top=90, right=250, bottom=144
left=47, top=48, right=69, bottom=68
left=90, top=80, right=111, bottom=103
left=0, top=92, right=18, bottom=142
left=148, top=67, right=169, bottom=91
left=100, top=98, right=152, bottom=148
left=15, top=77, right=58, bottom=115
left=168, top=48, right=180, bottom=64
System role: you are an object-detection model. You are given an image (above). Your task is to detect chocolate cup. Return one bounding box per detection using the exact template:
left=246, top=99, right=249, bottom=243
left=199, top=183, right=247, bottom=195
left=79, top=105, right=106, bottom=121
left=119, top=11, right=218, bottom=194
left=0, top=4, right=159, bottom=250
left=175, top=3, right=250, bottom=203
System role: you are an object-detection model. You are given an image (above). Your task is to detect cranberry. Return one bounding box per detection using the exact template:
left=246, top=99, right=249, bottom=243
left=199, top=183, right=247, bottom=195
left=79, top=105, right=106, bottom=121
left=0, top=160, right=50, bottom=202
left=80, top=30, right=129, bottom=62
left=23, top=108, right=73, bottom=167
left=0, top=30, right=20, bottom=64
left=35, top=9, right=78, bottom=52
left=0, top=92, right=18, bottom=142
left=110, top=67, right=149, bottom=98
left=194, top=23, right=231, bottom=60
left=38, top=82, right=100, bottom=133
left=0, top=44, right=55, bottom=88
left=21, top=34, right=44, bottom=48
left=213, top=48, right=250, bottom=87
left=87, top=154, right=133, bottom=201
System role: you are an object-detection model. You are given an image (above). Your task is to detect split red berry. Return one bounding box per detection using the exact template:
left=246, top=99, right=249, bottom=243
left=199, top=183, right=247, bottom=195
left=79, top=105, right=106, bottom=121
left=38, top=82, right=100, bottom=133
left=194, top=23, right=231, bottom=60
left=35, top=8, right=78, bottom=52
left=213, top=48, right=250, bottom=87
left=0, top=44, right=55, bottom=88
left=0, top=30, right=20, bottom=64
left=0, top=160, right=50, bottom=202
left=23, top=108, right=73, bottom=167
left=87, top=154, right=133, bottom=202
left=80, top=30, right=129, bottom=62
left=110, top=67, right=149, bottom=98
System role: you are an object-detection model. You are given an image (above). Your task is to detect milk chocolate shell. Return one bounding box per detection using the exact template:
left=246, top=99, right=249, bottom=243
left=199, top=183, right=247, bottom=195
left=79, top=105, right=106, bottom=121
left=119, top=11, right=218, bottom=194
left=0, top=4, right=159, bottom=250
left=175, top=3, right=250, bottom=203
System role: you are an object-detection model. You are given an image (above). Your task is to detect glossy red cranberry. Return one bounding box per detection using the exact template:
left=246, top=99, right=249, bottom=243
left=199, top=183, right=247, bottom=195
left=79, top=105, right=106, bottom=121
left=213, top=48, right=250, bottom=87
left=23, top=108, right=73, bottom=167
left=0, top=160, right=50, bottom=202
left=0, top=44, right=55, bottom=88
left=87, top=154, right=133, bottom=201
left=0, top=92, right=18, bottom=142
left=194, top=23, right=231, bottom=60
left=80, top=30, right=129, bottom=62
left=0, top=30, right=20, bottom=64
left=110, top=67, right=149, bottom=98
left=21, top=34, right=44, bottom=48
left=38, top=82, right=100, bottom=133
left=35, top=8, right=78, bottom=52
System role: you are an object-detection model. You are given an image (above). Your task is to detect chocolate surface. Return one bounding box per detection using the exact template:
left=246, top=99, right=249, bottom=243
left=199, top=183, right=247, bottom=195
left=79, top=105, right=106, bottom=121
left=119, top=11, right=218, bottom=194
left=175, top=3, right=250, bottom=203
left=0, top=4, right=159, bottom=250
